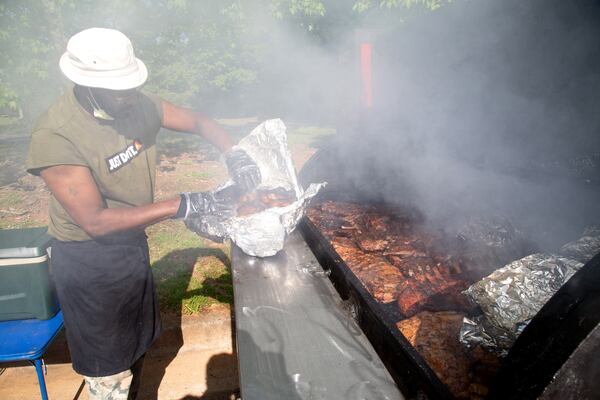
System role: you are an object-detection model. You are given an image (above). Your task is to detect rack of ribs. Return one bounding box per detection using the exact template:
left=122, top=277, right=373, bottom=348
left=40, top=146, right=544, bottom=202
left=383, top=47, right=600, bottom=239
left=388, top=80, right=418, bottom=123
left=307, top=200, right=503, bottom=399
left=307, top=201, right=473, bottom=315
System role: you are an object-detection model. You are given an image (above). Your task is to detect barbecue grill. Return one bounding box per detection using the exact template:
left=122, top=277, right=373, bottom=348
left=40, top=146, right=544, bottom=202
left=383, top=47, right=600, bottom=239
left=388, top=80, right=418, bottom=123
left=233, top=171, right=600, bottom=399
left=233, top=1, right=600, bottom=398
left=288, top=129, right=600, bottom=399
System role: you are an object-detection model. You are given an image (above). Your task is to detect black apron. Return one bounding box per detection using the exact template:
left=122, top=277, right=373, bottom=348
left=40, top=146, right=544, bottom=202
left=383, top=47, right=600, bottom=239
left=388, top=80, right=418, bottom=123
left=50, top=232, right=161, bottom=377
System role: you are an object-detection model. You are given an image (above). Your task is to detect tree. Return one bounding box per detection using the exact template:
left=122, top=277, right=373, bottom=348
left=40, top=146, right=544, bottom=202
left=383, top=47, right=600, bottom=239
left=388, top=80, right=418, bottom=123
left=0, top=0, right=449, bottom=121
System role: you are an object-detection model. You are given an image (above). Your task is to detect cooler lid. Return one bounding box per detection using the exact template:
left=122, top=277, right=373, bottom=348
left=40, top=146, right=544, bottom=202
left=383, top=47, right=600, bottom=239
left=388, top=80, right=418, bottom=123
left=0, top=227, right=52, bottom=259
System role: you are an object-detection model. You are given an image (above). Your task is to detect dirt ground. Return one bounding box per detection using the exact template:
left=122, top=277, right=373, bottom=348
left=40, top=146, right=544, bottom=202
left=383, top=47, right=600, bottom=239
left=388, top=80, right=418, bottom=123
left=0, top=119, right=325, bottom=399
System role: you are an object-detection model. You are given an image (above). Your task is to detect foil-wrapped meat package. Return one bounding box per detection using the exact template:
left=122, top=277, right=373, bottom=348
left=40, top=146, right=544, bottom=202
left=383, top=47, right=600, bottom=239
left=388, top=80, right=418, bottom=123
left=559, top=226, right=600, bottom=263
left=455, top=215, right=535, bottom=279
left=460, top=253, right=583, bottom=353
left=185, top=119, right=325, bottom=257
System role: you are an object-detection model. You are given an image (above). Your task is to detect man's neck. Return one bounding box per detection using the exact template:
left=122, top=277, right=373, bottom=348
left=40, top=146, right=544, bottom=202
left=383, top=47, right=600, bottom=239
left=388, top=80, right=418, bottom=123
left=73, top=85, right=117, bottom=122
left=73, top=85, right=94, bottom=115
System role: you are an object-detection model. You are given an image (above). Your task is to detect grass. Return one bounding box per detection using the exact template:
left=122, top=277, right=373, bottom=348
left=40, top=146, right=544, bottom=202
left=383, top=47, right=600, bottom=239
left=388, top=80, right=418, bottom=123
left=0, top=116, right=22, bottom=128
left=0, top=219, right=45, bottom=229
left=186, top=170, right=215, bottom=180
left=287, top=125, right=335, bottom=146
left=147, top=220, right=232, bottom=315
left=0, top=192, right=24, bottom=209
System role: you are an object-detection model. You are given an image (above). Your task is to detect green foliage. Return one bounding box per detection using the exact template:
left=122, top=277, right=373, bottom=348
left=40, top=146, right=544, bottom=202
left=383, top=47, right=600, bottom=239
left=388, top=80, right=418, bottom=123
left=0, top=0, right=452, bottom=119
left=0, top=86, right=19, bottom=111
left=353, top=0, right=450, bottom=12
left=269, top=0, right=326, bottom=19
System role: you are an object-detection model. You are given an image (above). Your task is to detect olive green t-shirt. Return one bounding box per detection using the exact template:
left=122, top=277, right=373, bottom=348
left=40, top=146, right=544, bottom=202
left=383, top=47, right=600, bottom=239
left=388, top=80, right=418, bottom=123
left=27, top=87, right=163, bottom=241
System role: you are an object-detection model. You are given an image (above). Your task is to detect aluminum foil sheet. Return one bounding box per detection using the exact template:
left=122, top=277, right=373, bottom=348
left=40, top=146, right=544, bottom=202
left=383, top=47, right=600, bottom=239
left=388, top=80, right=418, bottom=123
left=559, top=226, right=600, bottom=264
left=459, top=316, right=515, bottom=356
left=186, top=119, right=325, bottom=257
left=457, top=216, right=522, bottom=249
left=460, top=253, right=583, bottom=353
left=455, top=215, right=534, bottom=275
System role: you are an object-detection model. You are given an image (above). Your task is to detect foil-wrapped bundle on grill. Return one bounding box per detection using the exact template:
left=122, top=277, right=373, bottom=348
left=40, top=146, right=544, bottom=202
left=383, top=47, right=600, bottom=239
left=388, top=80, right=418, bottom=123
left=455, top=215, right=535, bottom=279
left=461, top=253, right=583, bottom=353
left=559, top=226, right=600, bottom=263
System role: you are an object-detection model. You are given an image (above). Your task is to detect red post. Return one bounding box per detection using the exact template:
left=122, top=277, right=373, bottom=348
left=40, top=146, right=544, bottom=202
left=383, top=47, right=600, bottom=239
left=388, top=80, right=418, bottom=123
left=360, top=42, right=373, bottom=109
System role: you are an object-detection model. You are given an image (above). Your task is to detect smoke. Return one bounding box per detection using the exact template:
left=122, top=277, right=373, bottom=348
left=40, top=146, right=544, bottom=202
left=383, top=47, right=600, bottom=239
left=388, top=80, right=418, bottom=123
left=219, top=6, right=357, bottom=122
left=14, top=0, right=599, bottom=249
left=282, top=0, right=600, bottom=251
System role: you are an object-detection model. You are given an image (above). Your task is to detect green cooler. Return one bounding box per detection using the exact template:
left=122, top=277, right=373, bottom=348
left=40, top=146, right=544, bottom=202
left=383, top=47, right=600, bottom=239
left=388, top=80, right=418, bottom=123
left=0, top=227, right=58, bottom=321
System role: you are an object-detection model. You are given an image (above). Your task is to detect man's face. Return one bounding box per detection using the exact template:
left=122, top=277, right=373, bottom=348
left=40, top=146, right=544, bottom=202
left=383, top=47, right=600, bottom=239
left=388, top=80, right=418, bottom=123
left=90, top=87, right=140, bottom=118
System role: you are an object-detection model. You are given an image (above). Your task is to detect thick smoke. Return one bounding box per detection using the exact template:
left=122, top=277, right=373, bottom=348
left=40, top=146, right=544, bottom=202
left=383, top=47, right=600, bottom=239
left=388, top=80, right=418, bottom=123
left=271, top=0, right=600, bottom=251
left=20, top=1, right=598, bottom=250
left=225, top=6, right=358, bottom=122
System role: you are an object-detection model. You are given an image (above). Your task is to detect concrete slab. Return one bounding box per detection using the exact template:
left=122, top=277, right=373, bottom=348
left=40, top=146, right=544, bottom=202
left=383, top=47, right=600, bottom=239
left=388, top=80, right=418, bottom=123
left=0, top=311, right=239, bottom=400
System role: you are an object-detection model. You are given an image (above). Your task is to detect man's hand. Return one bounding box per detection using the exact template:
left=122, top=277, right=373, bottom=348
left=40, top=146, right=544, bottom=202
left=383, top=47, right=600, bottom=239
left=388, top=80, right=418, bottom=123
left=225, top=149, right=261, bottom=193
left=179, top=191, right=236, bottom=220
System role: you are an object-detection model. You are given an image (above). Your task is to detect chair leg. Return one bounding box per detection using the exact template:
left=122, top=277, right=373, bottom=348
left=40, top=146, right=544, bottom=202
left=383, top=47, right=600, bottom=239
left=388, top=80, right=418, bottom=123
left=33, top=358, right=49, bottom=400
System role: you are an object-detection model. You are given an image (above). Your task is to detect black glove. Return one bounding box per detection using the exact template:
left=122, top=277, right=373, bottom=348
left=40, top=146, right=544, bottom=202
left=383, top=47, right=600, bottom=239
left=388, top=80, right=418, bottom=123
left=225, top=148, right=261, bottom=193
left=176, top=191, right=236, bottom=220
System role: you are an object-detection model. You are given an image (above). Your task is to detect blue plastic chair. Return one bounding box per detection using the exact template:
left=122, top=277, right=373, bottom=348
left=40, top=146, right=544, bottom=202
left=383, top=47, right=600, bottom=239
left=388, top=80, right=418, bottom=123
left=0, top=311, right=64, bottom=400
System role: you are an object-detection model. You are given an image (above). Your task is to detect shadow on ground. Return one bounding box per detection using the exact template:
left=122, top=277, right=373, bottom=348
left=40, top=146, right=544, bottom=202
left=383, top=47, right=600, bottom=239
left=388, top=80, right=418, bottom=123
left=1, top=246, right=239, bottom=400
left=140, top=246, right=239, bottom=400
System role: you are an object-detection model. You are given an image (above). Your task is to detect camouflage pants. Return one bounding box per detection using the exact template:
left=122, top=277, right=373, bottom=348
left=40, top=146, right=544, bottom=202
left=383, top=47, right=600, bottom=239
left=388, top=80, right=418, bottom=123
left=84, top=370, right=132, bottom=400
left=83, top=356, right=144, bottom=400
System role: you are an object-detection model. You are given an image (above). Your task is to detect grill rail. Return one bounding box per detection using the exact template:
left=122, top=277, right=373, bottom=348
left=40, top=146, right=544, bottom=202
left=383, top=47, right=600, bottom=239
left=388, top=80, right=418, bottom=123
left=232, top=229, right=405, bottom=400
left=300, top=218, right=454, bottom=399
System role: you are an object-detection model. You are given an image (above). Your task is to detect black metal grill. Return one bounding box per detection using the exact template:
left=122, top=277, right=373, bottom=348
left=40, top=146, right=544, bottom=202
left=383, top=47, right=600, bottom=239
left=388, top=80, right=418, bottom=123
left=300, top=217, right=454, bottom=399
left=300, top=208, right=600, bottom=400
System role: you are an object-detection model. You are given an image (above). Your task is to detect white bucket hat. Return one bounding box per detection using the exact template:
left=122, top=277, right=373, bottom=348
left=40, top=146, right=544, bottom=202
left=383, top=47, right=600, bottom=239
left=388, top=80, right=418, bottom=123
left=59, top=28, right=148, bottom=90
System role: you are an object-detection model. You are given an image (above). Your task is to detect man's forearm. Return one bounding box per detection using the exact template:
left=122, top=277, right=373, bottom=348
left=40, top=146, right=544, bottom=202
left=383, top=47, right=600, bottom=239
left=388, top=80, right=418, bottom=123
left=80, top=197, right=181, bottom=238
left=194, top=115, right=233, bottom=153
left=160, top=100, right=233, bottom=153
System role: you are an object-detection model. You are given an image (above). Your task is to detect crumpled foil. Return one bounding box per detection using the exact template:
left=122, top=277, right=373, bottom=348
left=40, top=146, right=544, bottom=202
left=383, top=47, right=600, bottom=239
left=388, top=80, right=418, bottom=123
left=185, top=119, right=326, bottom=257
left=459, top=316, right=516, bottom=357
left=460, top=253, right=583, bottom=354
left=455, top=215, right=534, bottom=276
left=559, top=226, right=600, bottom=264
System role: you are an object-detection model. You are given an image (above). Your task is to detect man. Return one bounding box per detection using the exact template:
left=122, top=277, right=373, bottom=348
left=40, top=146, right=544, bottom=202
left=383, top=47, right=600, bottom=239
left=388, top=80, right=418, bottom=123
left=26, top=27, right=260, bottom=399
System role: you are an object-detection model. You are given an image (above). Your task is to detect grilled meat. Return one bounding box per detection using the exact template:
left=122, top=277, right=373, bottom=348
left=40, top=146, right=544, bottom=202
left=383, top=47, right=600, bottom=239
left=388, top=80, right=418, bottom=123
left=397, top=311, right=470, bottom=398
left=308, top=200, right=504, bottom=399
left=236, top=188, right=296, bottom=216
left=308, top=201, right=473, bottom=315
left=351, top=255, right=404, bottom=303
left=356, top=236, right=389, bottom=252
